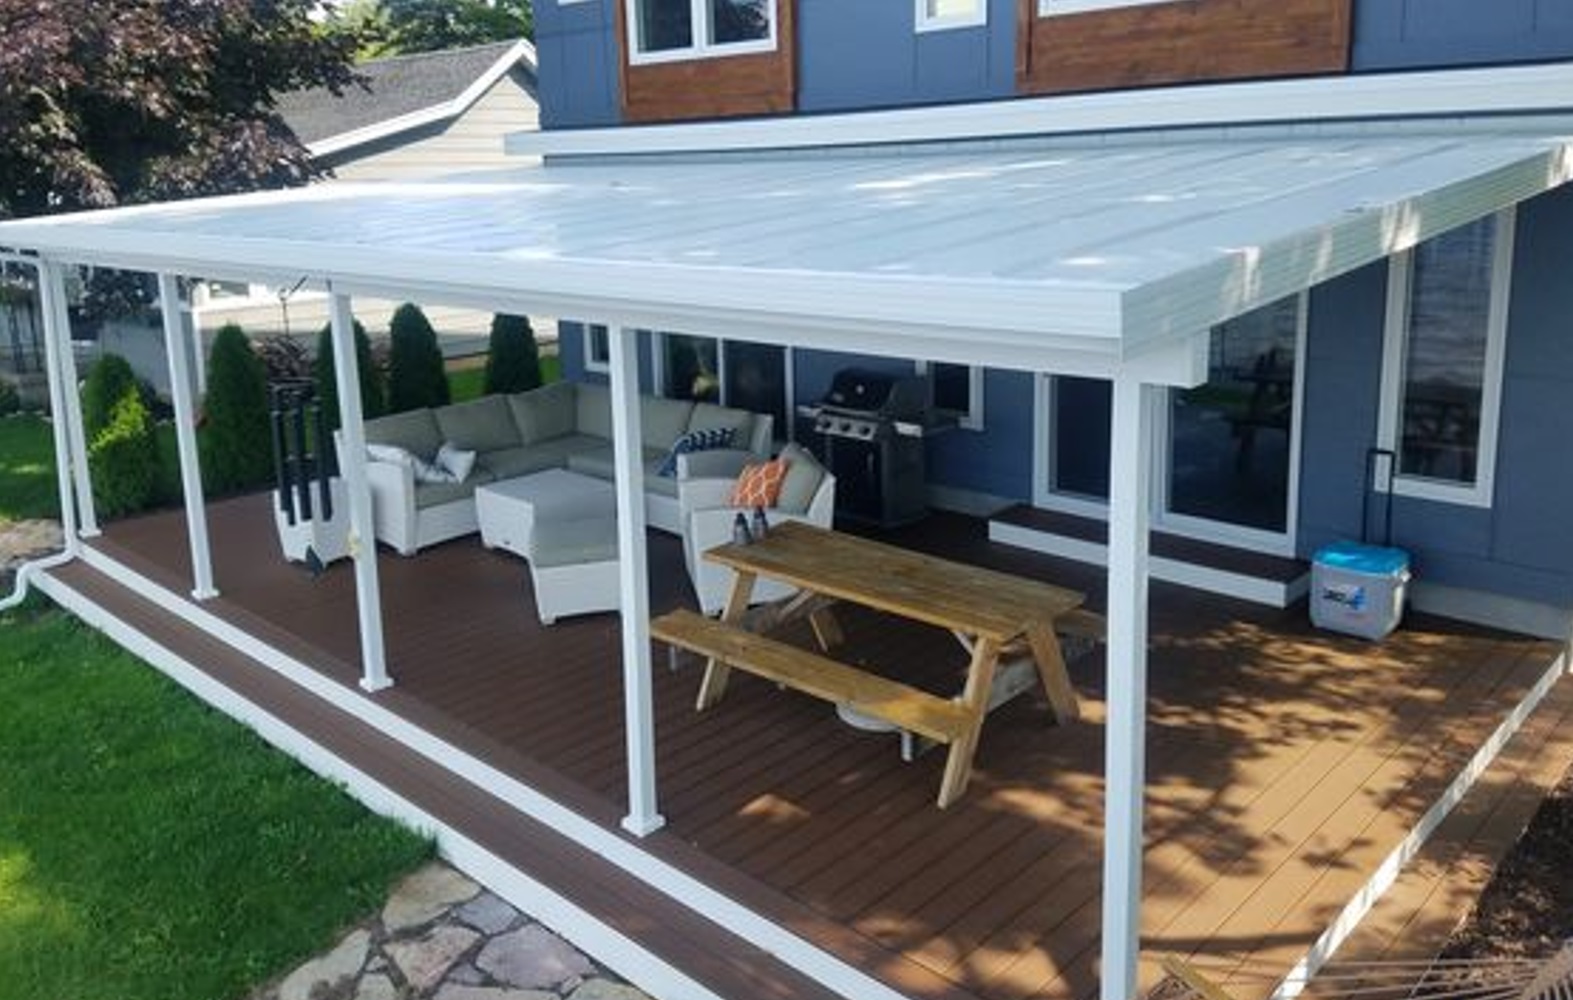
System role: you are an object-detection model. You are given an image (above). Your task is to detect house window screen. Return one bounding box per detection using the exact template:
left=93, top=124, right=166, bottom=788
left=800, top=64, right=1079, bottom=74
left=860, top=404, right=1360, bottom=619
left=711, top=0, right=769, bottom=43
left=638, top=0, right=694, bottom=52
left=1396, top=217, right=1496, bottom=485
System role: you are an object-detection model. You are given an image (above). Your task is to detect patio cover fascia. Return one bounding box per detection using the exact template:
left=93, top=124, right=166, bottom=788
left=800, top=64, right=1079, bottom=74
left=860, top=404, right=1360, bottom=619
left=5, top=77, right=1573, bottom=1000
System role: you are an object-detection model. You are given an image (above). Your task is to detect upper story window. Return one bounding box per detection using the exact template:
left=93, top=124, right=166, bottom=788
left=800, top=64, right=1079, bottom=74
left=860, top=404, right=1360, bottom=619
left=917, top=0, right=986, bottom=32
left=1376, top=210, right=1515, bottom=508
left=628, top=0, right=776, bottom=64
left=1036, top=0, right=1166, bottom=14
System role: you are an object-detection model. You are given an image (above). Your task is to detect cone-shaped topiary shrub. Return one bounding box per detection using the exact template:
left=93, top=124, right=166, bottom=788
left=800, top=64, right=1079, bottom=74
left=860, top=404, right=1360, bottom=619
left=387, top=303, right=450, bottom=412
left=315, top=318, right=384, bottom=431
left=483, top=313, right=541, bottom=395
left=199, top=323, right=271, bottom=494
left=81, top=353, right=142, bottom=439
left=88, top=382, right=159, bottom=518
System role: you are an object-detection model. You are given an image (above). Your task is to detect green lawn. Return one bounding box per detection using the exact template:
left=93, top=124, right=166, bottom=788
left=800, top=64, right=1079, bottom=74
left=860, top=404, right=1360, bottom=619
left=446, top=354, right=561, bottom=403
left=0, top=605, right=432, bottom=1000
left=0, top=414, right=60, bottom=524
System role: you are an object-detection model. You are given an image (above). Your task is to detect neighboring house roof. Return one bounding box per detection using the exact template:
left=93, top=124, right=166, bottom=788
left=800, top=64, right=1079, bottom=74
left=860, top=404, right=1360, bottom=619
left=276, top=39, right=537, bottom=158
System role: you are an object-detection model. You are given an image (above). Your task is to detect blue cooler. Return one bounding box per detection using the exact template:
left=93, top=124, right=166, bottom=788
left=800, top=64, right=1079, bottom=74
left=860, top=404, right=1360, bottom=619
left=1310, top=541, right=1411, bottom=640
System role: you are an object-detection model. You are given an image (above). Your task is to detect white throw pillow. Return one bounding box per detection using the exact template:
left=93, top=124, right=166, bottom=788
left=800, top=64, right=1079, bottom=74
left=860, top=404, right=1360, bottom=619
left=435, top=442, right=477, bottom=483
left=367, top=443, right=415, bottom=468
left=368, top=442, right=452, bottom=483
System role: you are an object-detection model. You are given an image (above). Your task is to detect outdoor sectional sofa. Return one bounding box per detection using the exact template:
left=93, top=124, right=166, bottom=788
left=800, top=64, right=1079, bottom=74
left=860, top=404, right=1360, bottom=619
left=349, top=380, right=774, bottom=555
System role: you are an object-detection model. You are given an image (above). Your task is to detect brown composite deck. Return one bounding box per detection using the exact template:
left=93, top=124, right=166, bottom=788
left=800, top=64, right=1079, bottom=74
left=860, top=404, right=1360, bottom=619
left=75, top=493, right=1572, bottom=1000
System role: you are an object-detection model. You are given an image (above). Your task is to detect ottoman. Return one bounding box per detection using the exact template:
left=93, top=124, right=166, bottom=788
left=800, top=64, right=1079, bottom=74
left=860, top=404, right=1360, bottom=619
left=528, top=517, right=620, bottom=625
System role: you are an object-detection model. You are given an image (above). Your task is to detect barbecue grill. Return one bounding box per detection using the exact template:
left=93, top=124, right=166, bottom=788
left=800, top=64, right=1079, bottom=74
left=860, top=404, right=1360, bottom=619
left=802, top=367, right=933, bottom=528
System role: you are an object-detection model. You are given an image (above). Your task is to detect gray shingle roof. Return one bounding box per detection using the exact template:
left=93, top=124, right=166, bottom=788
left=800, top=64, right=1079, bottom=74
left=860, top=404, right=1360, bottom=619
left=276, top=40, right=531, bottom=146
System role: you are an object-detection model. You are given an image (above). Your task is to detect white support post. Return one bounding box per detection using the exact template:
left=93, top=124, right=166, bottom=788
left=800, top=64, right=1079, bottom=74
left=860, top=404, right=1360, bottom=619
left=327, top=290, right=392, bottom=692
left=610, top=324, right=665, bottom=837
left=36, top=263, right=81, bottom=550
left=1100, top=374, right=1155, bottom=1000
left=157, top=274, right=217, bottom=600
left=40, top=261, right=99, bottom=537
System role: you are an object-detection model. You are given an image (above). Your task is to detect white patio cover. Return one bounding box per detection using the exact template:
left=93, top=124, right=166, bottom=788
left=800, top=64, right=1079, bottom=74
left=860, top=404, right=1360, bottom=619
left=2, top=119, right=1569, bottom=383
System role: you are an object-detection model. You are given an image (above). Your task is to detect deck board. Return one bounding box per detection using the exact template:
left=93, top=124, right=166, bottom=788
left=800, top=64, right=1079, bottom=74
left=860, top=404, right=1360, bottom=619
left=77, top=493, right=1573, bottom=1000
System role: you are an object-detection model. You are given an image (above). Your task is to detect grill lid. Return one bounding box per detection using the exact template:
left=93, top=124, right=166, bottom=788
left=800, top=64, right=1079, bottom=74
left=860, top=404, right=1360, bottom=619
left=820, top=367, right=929, bottom=420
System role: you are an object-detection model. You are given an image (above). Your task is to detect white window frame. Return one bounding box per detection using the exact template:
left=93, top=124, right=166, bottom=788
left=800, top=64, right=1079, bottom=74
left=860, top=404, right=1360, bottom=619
left=582, top=323, right=611, bottom=374
left=1153, top=292, right=1308, bottom=557
left=916, top=0, right=987, bottom=33
left=1037, top=0, right=1167, bottom=14
left=625, top=0, right=778, bottom=66
left=1374, top=208, right=1515, bottom=509
left=914, top=360, right=984, bottom=431
left=650, top=332, right=796, bottom=428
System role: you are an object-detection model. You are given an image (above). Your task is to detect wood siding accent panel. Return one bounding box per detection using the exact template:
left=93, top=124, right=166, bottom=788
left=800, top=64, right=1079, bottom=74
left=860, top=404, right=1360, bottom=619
left=1018, top=0, right=1352, bottom=96
left=617, top=0, right=797, bottom=123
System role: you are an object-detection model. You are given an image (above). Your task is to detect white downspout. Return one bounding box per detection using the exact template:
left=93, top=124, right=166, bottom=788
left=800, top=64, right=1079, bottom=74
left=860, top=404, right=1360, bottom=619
left=157, top=274, right=218, bottom=600
left=326, top=288, right=391, bottom=692
left=3, top=260, right=84, bottom=610
left=40, top=260, right=98, bottom=537
left=1100, top=374, right=1155, bottom=1000
left=609, top=324, right=665, bottom=836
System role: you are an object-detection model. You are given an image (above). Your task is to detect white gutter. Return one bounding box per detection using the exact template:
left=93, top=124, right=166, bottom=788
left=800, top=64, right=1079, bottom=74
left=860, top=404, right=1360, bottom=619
left=311, top=39, right=537, bottom=158
left=0, top=550, right=76, bottom=612
left=505, top=60, right=1573, bottom=159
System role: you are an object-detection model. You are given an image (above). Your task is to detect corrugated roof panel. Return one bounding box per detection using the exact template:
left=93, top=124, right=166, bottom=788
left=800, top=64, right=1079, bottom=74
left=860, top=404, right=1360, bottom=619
left=0, top=126, right=1568, bottom=378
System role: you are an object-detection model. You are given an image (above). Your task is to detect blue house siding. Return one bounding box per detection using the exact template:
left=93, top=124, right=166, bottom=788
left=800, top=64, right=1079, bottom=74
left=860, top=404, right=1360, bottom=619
left=796, top=0, right=1015, bottom=113
left=1297, top=185, right=1573, bottom=608
left=534, top=0, right=620, bottom=128
left=1352, top=0, right=1573, bottom=71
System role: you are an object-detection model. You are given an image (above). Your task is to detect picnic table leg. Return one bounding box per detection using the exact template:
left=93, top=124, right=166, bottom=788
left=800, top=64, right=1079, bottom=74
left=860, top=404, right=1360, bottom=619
left=808, top=603, right=844, bottom=651
left=1026, top=622, right=1081, bottom=724
left=696, top=569, right=757, bottom=710
left=937, top=636, right=1002, bottom=808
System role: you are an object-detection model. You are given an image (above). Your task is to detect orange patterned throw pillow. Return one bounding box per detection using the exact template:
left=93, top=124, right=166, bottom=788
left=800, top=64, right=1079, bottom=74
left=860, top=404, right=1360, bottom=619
left=730, top=458, right=789, bottom=508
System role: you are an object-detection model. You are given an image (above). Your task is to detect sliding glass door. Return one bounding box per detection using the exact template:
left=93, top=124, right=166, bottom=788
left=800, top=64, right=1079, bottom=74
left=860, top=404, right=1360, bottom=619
left=1038, top=293, right=1305, bottom=553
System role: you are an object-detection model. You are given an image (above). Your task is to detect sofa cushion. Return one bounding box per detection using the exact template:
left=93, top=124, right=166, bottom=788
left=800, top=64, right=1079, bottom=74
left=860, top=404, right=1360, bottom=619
left=364, top=409, right=443, bottom=461
left=435, top=395, right=520, bottom=453
left=413, top=470, right=493, bottom=510
left=576, top=382, right=612, bottom=440
left=567, top=443, right=667, bottom=483
left=507, top=381, right=576, bottom=445
left=688, top=402, right=755, bottom=446
left=641, top=396, right=695, bottom=451
left=775, top=442, right=828, bottom=515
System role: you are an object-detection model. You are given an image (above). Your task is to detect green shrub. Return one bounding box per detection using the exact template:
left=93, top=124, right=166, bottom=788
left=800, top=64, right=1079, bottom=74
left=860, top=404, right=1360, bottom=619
left=89, top=387, right=160, bottom=518
left=199, top=323, right=271, bottom=494
left=386, top=303, right=449, bottom=412
left=81, top=353, right=141, bottom=439
left=314, top=319, right=384, bottom=430
left=483, top=313, right=541, bottom=395
left=0, top=380, right=19, bottom=417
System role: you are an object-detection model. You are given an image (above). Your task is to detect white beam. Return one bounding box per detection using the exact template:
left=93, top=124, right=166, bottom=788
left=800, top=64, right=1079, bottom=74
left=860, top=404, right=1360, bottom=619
left=1100, top=375, right=1155, bottom=1000
left=610, top=325, right=664, bottom=837
left=327, top=290, right=391, bottom=692
left=40, top=261, right=98, bottom=536
left=36, top=262, right=80, bottom=548
left=157, top=274, right=217, bottom=600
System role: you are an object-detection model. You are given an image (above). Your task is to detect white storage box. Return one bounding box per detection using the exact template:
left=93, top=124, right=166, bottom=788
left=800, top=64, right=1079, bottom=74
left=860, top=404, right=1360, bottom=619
left=1311, top=541, right=1411, bottom=640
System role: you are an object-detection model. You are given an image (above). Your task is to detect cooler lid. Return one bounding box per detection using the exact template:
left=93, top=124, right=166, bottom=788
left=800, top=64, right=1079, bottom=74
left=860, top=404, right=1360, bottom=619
left=1313, top=541, right=1410, bottom=576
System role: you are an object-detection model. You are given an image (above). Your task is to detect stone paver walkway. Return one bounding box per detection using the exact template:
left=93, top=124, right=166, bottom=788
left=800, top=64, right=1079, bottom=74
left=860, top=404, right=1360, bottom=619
left=0, top=517, right=63, bottom=595
left=254, top=862, right=657, bottom=1000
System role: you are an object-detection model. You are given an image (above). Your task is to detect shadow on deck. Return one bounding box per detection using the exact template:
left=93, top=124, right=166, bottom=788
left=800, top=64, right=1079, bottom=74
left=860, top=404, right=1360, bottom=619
left=70, top=492, right=1573, bottom=1000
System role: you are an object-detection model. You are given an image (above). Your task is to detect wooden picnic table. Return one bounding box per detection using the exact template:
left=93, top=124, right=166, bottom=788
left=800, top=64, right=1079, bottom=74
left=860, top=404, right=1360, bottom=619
left=650, top=520, right=1090, bottom=807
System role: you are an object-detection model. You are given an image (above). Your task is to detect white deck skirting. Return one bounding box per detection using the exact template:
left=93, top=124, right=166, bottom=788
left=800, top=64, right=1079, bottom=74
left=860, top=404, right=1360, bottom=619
left=31, top=545, right=1569, bottom=1000
left=52, top=544, right=913, bottom=1000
